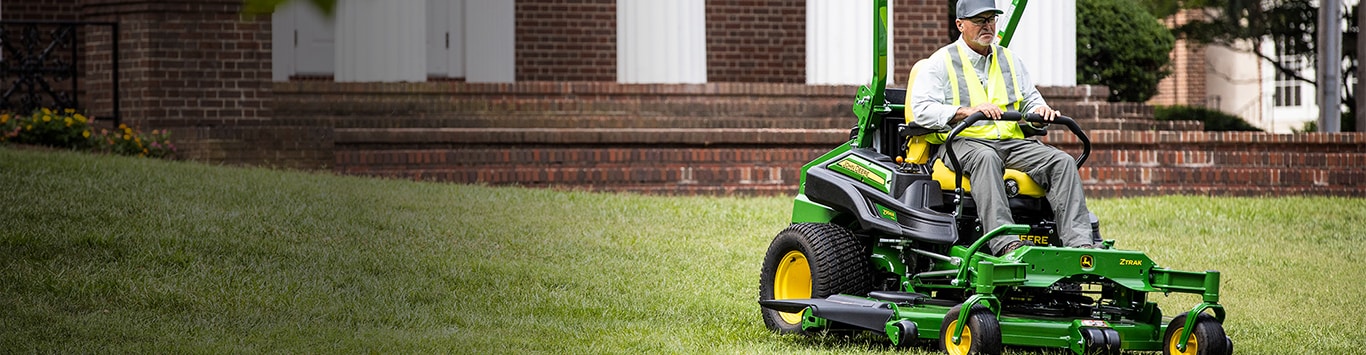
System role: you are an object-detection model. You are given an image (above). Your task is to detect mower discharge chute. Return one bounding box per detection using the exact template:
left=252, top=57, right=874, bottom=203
left=757, top=1, right=1231, bottom=354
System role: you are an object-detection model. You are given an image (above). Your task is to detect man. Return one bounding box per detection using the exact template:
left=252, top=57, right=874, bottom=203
left=908, top=0, right=1097, bottom=256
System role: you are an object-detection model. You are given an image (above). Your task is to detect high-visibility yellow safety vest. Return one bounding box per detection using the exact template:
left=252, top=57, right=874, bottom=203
left=927, top=43, right=1027, bottom=144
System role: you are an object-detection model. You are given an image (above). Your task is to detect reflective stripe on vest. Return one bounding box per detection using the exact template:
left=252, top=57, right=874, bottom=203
left=929, top=43, right=1026, bottom=143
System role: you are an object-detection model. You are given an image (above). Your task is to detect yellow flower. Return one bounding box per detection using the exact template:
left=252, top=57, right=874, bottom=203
left=1, top=114, right=8, bottom=124
left=65, top=117, right=73, bottom=127
left=123, top=134, right=131, bottom=140
left=118, top=124, right=127, bottom=130
left=43, top=115, right=51, bottom=122
left=41, top=108, right=51, bottom=115
left=25, top=124, right=32, bottom=131
left=64, top=108, right=75, bottom=114
left=74, top=113, right=86, bottom=122
left=83, top=130, right=91, bottom=138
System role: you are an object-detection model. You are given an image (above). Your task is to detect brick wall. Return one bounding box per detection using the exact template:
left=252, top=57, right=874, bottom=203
left=1150, top=9, right=1208, bottom=107
left=80, top=0, right=272, bottom=128
left=893, top=0, right=951, bottom=83
left=1, top=1, right=79, bottom=21
left=705, top=0, right=805, bottom=83
left=515, top=0, right=617, bottom=82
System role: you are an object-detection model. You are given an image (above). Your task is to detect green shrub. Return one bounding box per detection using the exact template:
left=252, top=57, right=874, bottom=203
left=1, top=108, right=177, bottom=158
left=1153, top=105, right=1262, bottom=132
left=1077, top=0, right=1175, bottom=102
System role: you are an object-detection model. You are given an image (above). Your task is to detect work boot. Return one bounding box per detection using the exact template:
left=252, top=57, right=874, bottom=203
left=994, top=240, right=1027, bottom=257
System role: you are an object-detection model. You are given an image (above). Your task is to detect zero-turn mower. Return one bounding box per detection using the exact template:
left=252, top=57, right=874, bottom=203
left=757, top=1, right=1231, bottom=354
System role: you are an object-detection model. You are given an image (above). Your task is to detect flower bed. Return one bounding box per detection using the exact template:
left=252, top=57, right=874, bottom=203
left=1, top=108, right=176, bottom=159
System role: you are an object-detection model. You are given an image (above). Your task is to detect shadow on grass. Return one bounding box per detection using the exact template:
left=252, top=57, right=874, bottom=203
left=775, top=330, right=1103, bottom=355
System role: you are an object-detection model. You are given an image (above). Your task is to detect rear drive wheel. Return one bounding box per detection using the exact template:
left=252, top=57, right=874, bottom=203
left=759, top=223, right=871, bottom=333
left=940, top=304, right=1002, bottom=355
left=1163, top=313, right=1230, bottom=355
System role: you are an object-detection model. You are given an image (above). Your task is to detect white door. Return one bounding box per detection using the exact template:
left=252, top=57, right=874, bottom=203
left=272, top=1, right=335, bottom=81
left=427, top=0, right=465, bottom=79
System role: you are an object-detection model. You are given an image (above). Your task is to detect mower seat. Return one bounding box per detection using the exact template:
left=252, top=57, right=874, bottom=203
left=895, top=108, right=1047, bottom=199
left=931, top=159, right=1046, bottom=198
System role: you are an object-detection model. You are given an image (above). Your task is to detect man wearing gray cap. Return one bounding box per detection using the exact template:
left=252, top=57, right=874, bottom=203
left=908, top=0, right=1098, bottom=256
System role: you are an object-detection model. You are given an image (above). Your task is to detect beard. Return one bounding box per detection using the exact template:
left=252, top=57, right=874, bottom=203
left=968, top=31, right=994, bottom=46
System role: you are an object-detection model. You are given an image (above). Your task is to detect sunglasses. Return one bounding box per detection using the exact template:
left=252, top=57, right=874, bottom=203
left=963, top=15, right=998, bottom=26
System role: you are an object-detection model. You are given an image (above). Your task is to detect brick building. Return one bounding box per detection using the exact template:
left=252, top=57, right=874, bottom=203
left=3, top=0, right=1363, bottom=196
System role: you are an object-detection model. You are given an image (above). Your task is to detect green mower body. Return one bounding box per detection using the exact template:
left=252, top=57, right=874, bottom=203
left=757, top=1, right=1231, bottom=354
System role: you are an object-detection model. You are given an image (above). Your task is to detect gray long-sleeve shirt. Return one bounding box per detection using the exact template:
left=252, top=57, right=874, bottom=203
left=908, top=39, right=1048, bottom=131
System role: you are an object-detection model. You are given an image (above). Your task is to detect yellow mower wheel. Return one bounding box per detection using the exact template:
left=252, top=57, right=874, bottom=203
left=758, top=223, right=870, bottom=334
left=772, top=250, right=811, bottom=325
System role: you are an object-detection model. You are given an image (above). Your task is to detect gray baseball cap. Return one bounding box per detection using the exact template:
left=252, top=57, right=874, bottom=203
left=957, top=0, right=1004, bottom=19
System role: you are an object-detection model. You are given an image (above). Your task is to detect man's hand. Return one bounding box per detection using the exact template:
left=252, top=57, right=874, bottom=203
left=1027, top=105, right=1061, bottom=128
left=953, top=103, right=1004, bottom=123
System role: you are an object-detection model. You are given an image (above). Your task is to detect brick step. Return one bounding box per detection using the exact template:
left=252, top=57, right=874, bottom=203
left=1085, top=184, right=1366, bottom=198
left=1041, top=131, right=1366, bottom=147
left=334, top=127, right=850, bottom=146
left=1079, top=166, right=1364, bottom=187
left=334, top=148, right=827, bottom=167
left=317, top=114, right=1201, bottom=132
left=333, top=146, right=1366, bottom=171
left=325, top=115, right=853, bottom=130
left=274, top=97, right=855, bottom=118
left=273, top=92, right=857, bottom=117
left=337, top=165, right=801, bottom=186
left=1064, top=118, right=1203, bottom=132
left=336, top=160, right=1363, bottom=189
left=336, top=164, right=1364, bottom=197
left=1081, top=150, right=1366, bottom=169
left=334, top=125, right=1245, bottom=147
left=1051, top=101, right=1154, bottom=120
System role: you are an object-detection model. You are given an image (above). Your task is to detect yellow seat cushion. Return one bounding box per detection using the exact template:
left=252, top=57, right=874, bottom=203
left=931, top=159, right=1046, bottom=198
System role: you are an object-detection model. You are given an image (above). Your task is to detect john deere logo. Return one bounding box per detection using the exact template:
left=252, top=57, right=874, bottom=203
left=1080, top=255, right=1095, bottom=269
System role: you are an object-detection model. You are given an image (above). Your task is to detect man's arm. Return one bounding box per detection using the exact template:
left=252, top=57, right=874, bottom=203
left=908, top=55, right=959, bottom=130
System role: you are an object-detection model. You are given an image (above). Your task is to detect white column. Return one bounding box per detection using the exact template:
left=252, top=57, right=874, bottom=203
left=617, top=0, right=706, bottom=84
left=465, top=0, right=515, bottom=83
left=807, top=0, right=894, bottom=86
left=1005, top=0, right=1076, bottom=86
left=336, top=0, right=427, bottom=82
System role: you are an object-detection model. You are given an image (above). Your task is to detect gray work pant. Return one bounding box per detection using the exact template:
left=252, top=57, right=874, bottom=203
left=943, top=138, right=1093, bottom=254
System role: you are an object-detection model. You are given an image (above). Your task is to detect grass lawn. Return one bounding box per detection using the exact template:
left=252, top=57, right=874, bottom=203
left=2, top=146, right=1364, bottom=354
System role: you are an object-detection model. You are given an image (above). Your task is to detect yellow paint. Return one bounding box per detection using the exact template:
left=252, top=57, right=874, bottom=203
left=774, top=250, right=811, bottom=325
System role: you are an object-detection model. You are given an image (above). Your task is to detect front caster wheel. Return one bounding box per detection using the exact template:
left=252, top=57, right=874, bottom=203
left=1163, top=313, right=1231, bottom=355
left=940, top=304, right=1001, bottom=355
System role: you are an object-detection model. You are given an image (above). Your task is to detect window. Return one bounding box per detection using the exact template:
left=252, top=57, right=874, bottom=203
left=1272, top=43, right=1303, bottom=107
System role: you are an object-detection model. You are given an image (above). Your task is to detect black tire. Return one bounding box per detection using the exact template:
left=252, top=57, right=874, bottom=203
left=1081, top=327, right=1121, bottom=355
left=1162, top=313, right=1230, bottom=355
left=759, top=223, right=871, bottom=334
left=939, top=304, right=1002, bottom=355
left=891, top=320, right=919, bottom=348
